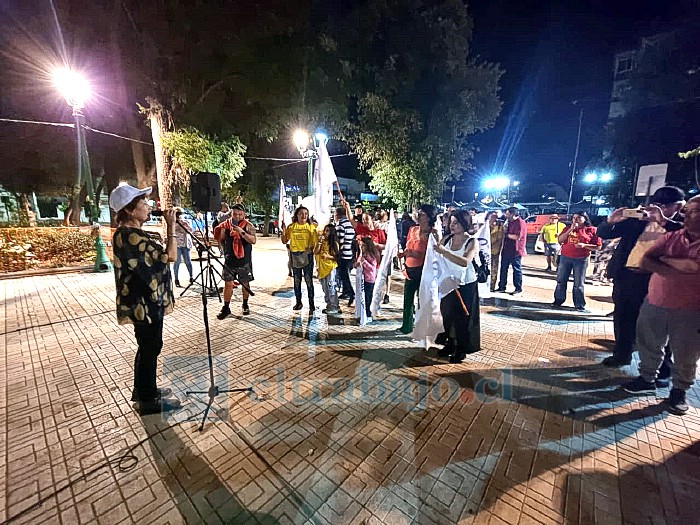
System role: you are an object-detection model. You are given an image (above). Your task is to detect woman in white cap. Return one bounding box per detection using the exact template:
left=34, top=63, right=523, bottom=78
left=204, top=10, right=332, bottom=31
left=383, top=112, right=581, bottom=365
left=109, top=184, right=181, bottom=414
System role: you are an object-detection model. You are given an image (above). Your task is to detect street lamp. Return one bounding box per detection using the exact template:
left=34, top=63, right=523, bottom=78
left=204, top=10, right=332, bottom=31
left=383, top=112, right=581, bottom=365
left=52, top=67, right=111, bottom=272
left=483, top=176, right=518, bottom=202
left=293, top=129, right=315, bottom=194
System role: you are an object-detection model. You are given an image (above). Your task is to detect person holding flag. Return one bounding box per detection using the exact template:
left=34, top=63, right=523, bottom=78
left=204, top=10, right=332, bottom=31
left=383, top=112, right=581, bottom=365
left=398, top=204, right=438, bottom=334
left=434, top=210, right=482, bottom=363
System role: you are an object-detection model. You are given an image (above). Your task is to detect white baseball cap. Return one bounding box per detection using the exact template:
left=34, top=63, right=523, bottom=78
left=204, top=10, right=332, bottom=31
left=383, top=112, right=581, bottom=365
left=109, top=183, right=153, bottom=212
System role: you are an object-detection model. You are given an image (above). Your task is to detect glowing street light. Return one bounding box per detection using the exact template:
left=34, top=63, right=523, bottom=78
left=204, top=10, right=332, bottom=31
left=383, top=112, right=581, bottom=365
left=483, top=176, right=519, bottom=202
left=600, top=172, right=613, bottom=183
left=293, top=129, right=328, bottom=194
left=293, top=129, right=310, bottom=151
left=584, top=172, right=598, bottom=183
left=52, top=67, right=90, bottom=110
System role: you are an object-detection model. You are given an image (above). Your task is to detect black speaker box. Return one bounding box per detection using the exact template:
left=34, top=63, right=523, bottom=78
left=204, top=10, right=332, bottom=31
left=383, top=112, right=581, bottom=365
left=191, top=172, right=221, bottom=212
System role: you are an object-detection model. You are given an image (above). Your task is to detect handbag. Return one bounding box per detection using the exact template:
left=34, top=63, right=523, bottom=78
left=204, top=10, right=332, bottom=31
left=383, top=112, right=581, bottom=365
left=291, top=251, right=310, bottom=269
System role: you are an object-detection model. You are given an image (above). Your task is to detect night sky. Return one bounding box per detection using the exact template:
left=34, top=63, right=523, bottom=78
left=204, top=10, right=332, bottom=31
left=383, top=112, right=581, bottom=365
left=466, top=0, right=698, bottom=197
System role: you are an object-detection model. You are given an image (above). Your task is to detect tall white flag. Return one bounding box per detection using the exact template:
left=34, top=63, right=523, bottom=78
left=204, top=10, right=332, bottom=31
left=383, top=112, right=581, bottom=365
left=312, top=141, right=338, bottom=228
left=278, top=179, right=292, bottom=227
left=371, top=210, right=398, bottom=317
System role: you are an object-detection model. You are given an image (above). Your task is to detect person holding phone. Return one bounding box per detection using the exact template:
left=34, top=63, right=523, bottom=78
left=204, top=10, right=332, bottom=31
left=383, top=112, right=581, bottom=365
left=597, top=186, right=685, bottom=368
left=552, top=211, right=601, bottom=312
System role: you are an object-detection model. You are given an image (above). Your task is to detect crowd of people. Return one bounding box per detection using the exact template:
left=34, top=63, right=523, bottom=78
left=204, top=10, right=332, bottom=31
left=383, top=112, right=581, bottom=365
left=109, top=183, right=699, bottom=417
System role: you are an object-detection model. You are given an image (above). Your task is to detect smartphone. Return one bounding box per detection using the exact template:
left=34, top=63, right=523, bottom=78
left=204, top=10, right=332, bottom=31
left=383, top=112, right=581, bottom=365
left=622, top=208, right=646, bottom=219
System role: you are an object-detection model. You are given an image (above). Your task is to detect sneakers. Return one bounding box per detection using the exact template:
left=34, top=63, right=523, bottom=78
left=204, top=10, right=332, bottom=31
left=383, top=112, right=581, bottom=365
left=510, top=290, right=523, bottom=297
left=494, top=288, right=507, bottom=293
left=217, top=305, right=231, bottom=320
left=665, top=388, right=689, bottom=415
left=602, top=355, right=631, bottom=367
left=575, top=307, right=590, bottom=313
left=242, top=303, right=250, bottom=315
left=175, top=280, right=182, bottom=288
left=623, top=376, right=656, bottom=395
left=135, top=395, right=181, bottom=415
left=293, top=302, right=303, bottom=311
left=383, top=294, right=390, bottom=304
left=551, top=302, right=563, bottom=309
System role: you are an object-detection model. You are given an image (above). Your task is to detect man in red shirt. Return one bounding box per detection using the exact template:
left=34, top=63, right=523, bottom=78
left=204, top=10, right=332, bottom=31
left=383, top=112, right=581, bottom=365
left=552, top=211, right=601, bottom=312
left=495, top=207, right=527, bottom=296
left=623, top=196, right=700, bottom=415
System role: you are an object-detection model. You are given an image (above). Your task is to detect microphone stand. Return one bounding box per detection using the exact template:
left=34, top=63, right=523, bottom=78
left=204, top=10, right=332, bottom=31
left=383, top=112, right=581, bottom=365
left=180, top=221, right=223, bottom=299
left=179, top=214, right=252, bottom=431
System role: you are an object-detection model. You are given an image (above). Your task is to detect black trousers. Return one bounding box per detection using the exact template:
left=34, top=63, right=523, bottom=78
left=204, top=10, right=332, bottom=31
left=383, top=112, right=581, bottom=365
left=440, top=281, right=481, bottom=356
left=612, top=270, right=651, bottom=361
left=131, top=318, right=164, bottom=402
left=337, top=258, right=355, bottom=298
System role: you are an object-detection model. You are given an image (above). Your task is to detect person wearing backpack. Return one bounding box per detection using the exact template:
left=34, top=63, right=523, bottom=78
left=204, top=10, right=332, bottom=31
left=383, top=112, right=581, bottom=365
left=434, top=210, right=482, bottom=363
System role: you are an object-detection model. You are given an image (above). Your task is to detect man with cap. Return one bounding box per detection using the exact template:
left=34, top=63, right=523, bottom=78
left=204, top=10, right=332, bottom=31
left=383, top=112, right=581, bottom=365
left=213, top=203, right=257, bottom=318
left=109, top=183, right=181, bottom=414
left=597, top=186, right=685, bottom=371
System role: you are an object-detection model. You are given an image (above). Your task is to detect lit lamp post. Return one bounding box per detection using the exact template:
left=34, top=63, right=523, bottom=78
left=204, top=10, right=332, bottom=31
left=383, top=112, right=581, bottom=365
left=584, top=172, right=613, bottom=214
left=293, top=130, right=328, bottom=195
left=53, top=67, right=112, bottom=272
left=483, top=176, right=519, bottom=203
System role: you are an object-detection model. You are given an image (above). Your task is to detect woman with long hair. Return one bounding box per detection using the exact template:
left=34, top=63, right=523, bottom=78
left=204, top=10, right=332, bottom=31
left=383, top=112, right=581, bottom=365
left=398, top=204, right=438, bottom=334
left=314, top=224, right=341, bottom=315
left=109, top=184, right=180, bottom=414
left=434, top=210, right=481, bottom=363
left=553, top=211, right=602, bottom=312
left=281, top=206, right=318, bottom=311
left=173, top=208, right=194, bottom=287
left=355, top=236, right=381, bottom=321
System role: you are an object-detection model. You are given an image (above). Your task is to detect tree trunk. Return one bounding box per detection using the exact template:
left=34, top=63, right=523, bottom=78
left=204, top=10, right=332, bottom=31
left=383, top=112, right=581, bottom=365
left=148, top=102, right=173, bottom=209
left=262, top=205, right=272, bottom=237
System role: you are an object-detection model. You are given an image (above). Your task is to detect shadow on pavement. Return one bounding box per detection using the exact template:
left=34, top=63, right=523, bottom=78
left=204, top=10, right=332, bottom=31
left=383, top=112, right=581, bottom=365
left=140, top=415, right=278, bottom=523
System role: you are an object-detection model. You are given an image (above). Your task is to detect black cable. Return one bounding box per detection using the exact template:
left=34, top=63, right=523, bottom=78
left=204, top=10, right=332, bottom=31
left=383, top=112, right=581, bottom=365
left=0, top=409, right=205, bottom=525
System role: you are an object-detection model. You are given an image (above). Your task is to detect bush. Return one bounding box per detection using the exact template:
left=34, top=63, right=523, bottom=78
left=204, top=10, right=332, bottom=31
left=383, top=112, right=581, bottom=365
left=0, top=227, right=97, bottom=273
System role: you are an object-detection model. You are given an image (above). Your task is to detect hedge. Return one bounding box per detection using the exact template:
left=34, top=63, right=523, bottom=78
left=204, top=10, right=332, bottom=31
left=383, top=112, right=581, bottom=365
left=0, top=227, right=102, bottom=273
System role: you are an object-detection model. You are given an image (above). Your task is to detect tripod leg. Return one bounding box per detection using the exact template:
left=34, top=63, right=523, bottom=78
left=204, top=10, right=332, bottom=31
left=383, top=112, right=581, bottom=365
left=198, top=394, right=216, bottom=432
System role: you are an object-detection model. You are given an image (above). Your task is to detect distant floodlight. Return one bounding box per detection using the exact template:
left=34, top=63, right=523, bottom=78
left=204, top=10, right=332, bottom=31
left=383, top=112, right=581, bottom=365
left=52, top=67, right=90, bottom=109
left=293, top=130, right=309, bottom=150
left=512, top=180, right=520, bottom=187
left=584, top=173, right=598, bottom=183
left=600, top=172, right=613, bottom=182
left=314, top=132, right=328, bottom=144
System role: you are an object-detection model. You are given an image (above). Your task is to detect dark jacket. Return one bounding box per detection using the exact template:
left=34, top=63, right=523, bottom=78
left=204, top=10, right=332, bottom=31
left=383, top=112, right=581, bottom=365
left=597, top=215, right=683, bottom=279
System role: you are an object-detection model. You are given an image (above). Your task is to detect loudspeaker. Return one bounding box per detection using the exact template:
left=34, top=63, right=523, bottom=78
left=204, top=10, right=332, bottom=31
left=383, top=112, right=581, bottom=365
left=191, top=172, right=221, bottom=212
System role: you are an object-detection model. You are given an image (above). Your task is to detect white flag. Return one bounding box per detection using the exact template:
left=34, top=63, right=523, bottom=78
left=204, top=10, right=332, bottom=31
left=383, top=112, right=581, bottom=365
left=412, top=235, right=443, bottom=348
left=312, top=141, right=338, bottom=228
left=371, top=210, right=398, bottom=316
left=278, top=179, right=292, bottom=227
left=355, top=266, right=368, bottom=326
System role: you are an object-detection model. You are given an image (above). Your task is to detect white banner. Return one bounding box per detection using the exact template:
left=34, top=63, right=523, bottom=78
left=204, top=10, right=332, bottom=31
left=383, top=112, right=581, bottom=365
left=371, top=210, right=398, bottom=317
left=412, top=235, right=443, bottom=349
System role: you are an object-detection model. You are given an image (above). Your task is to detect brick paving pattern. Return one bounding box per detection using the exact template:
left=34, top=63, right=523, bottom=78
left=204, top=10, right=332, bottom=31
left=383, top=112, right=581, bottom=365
left=1, top=237, right=698, bottom=524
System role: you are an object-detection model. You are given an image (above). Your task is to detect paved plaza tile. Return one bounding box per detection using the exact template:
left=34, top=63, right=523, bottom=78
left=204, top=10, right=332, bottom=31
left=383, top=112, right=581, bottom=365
left=1, top=237, right=698, bottom=524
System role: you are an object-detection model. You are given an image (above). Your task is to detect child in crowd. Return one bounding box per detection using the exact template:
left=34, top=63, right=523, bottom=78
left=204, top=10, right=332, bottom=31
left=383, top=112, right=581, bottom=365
left=315, top=225, right=341, bottom=315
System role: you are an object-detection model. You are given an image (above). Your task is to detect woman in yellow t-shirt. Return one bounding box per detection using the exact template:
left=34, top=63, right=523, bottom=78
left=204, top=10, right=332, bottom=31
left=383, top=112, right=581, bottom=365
left=314, top=224, right=341, bottom=315
left=281, top=206, right=318, bottom=311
